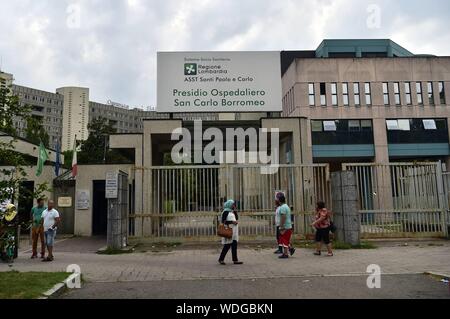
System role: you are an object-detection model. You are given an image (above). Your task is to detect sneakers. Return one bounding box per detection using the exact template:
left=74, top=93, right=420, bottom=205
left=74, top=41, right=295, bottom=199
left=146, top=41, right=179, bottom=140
left=313, top=251, right=321, bottom=256
left=289, top=247, right=296, bottom=256
left=274, top=249, right=283, bottom=254
left=233, top=261, right=244, bottom=265
left=278, top=254, right=289, bottom=259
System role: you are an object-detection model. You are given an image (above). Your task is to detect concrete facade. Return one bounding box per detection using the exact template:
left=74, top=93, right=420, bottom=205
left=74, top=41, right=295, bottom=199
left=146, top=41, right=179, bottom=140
left=11, top=84, right=64, bottom=149
left=0, top=71, right=13, bottom=88
left=56, top=87, right=90, bottom=151
left=73, top=164, right=134, bottom=236
left=282, top=56, right=450, bottom=166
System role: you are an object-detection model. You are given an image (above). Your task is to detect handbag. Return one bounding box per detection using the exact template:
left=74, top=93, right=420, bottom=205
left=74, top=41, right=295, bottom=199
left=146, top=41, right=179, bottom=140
left=329, top=222, right=337, bottom=233
left=217, top=223, right=233, bottom=239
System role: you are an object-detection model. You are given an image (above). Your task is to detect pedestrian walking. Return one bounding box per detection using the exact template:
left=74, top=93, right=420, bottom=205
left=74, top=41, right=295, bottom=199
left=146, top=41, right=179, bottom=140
left=274, top=199, right=283, bottom=254
left=218, top=200, right=243, bottom=265
left=30, top=198, right=46, bottom=259
left=275, top=192, right=295, bottom=259
left=41, top=200, right=61, bottom=262
left=312, top=201, right=333, bottom=257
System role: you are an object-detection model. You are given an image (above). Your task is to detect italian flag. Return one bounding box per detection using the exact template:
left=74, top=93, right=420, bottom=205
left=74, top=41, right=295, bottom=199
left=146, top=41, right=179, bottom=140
left=71, top=138, right=78, bottom=178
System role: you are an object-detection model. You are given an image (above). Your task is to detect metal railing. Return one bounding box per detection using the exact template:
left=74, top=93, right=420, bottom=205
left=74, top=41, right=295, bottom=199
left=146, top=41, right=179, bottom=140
left=129, top=211, right=316, bottom=240
left=360, top=209, right=445, bottom=238
left=130, top=164, right=330, bottom=239
left=344, top=162, right=448, bottom=238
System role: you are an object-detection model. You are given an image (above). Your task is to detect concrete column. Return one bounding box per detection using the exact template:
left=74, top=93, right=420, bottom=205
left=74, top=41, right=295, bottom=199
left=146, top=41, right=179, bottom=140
left=446, top=117, right=450, bottom=172
left=331, top=171, right=360, bottom=245
left=373, top=118, right=394, bottom=210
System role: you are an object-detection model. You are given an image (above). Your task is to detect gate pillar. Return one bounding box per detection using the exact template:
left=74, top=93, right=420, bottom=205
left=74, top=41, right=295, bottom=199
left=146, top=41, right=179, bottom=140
left=331, top=171, right=360, bottom=245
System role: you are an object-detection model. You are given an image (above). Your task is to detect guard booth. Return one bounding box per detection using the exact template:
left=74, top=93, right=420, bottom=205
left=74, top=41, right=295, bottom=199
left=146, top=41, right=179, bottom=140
left=106, top=170, right=129, bottom=249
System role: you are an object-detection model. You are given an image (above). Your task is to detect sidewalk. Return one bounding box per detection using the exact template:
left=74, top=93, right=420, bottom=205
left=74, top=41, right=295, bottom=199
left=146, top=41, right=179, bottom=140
left=1, top=238, right=450, bottom=283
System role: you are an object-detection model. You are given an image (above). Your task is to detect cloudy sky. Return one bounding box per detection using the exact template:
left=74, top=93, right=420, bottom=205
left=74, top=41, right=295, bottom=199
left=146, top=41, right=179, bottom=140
left=1, top=0, right=449, bottom=108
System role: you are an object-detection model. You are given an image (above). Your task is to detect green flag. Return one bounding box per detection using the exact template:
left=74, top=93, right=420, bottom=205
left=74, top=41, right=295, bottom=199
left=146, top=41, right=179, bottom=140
left=36, top=141, right=49, bottom=177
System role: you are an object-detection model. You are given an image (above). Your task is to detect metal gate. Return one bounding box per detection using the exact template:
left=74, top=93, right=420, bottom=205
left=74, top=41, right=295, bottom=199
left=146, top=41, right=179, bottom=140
left=130, top=164, right=331, bottom=239
left=343, top=162, right=449, bottom=238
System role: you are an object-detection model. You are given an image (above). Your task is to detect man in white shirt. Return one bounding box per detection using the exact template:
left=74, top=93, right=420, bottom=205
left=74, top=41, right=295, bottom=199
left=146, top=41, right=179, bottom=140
left=41, top=200, right=61, bottom=262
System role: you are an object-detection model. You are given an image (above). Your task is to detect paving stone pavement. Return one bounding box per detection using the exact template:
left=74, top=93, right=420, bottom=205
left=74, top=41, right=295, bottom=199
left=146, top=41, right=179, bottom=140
left=1, top=237, right=450, bottom=283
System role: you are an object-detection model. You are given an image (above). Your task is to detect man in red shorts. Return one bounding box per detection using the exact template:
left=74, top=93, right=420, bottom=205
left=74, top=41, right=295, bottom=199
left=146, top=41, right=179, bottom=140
left=275, top=192, right=295, bottom=259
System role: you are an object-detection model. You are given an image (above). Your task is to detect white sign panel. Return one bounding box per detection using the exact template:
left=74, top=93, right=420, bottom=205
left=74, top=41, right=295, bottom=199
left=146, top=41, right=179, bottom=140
left=76, top=190, right=90, bottom=210
left=157, top=51, right=282, bottom=113
left=58, top=197, right=73, bottom=208
left=105, top=172, right=118, bottom=199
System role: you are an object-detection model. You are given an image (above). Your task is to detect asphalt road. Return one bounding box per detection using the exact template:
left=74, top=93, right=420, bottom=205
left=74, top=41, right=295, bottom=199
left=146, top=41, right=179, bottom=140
left=62, top=274, right=450, bottom=299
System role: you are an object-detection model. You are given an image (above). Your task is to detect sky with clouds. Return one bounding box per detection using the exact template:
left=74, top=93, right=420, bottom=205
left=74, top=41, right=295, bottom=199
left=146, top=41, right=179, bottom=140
left=1, top=0, right=449, bottom=108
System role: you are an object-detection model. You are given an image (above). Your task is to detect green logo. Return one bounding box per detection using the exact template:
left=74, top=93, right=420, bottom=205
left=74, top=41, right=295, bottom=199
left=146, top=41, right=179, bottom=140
left=184, top=63, right=197, bottom=76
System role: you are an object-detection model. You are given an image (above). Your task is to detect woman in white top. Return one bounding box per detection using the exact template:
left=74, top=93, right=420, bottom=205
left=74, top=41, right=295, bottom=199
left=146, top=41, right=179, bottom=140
left=218, top=199, right=243, bottom=265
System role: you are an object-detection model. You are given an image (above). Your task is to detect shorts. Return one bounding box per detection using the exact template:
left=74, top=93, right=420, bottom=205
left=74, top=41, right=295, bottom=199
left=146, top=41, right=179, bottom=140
left=315, top=228, right=330, bottom=245
left=44, top=229, right=57, bottom=247
left=279, top=229, right=293, bottom=248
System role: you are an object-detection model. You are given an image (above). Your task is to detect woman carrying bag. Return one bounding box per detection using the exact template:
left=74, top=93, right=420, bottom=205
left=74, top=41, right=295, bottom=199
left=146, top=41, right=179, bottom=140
left=311, top=201, right=334, bottom=257
left=218, top=199, right=244, bottom=265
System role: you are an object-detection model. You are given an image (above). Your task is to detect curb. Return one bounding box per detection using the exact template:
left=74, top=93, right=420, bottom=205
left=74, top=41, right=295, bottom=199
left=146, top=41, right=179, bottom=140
left=39, top=273, right=81, bottom=299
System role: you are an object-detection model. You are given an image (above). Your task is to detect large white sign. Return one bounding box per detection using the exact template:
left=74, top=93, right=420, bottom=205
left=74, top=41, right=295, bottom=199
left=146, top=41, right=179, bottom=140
left=105, top=172, right=118, bottom=199
left=157, top=51, right=282, bottom=113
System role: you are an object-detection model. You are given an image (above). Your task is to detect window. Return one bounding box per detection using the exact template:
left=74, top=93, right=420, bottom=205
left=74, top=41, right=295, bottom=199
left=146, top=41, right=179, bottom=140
left=428, top=82, right=434, bottom=105
left=348, top=120, right=361, bottom=132
left=416, top=82, right=423, bottom=105
left=320, top=83, right=327, bottom=106
left=353, top=83, right=360, bottom=106
left=398, top=119, right=411, bottom=131
left=435, top=119, right=447, bottom=130
left=439, top=82, right=446, bottom=105
left=383, top=83, right=390, bottom=105
left=342, top=83, right=349, bottom=106
left=323, top=121, right=337, bottom=132
left=331, top=83, right=338, bottom=106
left=308, top=83, right=315, bottom=106
left=423, top=119, right=437, bottom=130
left=361, top=120, right=372, bottom=131
left=394, top=82, right=401, bottom=105
left=364, top=83, right=372, bottom=106
left=386, top=120, right=399, bottom=131
left=311, top=120, right=323, bottom=132
left=404, top=82, right=412, bottom=105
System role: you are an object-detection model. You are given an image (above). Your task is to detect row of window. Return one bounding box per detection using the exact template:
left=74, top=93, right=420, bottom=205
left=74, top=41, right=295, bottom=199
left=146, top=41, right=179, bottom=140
left=18, top=93, right=63, bottom=106
left=309, top=83, right=372, bottom=107
left=311, top=118, right=447, bottom=133
left=386, top=119, right=447, bottom=131
left=312, top=119, right=373, bottom=132
left=311, top=118, right=449, bottom=146
left=383, top=82, right=445, bottom=106
left=308, top=81, right=446, bottom=107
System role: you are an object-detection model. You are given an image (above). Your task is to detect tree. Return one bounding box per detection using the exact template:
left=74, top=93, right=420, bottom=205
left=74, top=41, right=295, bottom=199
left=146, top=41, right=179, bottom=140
left=0, top=77, right=32, bottom=203
left=25, top=116, right=49, bottom=147
left=0, top=78, right=50, bottom=235
left=77, top=117, right=133, bottom=164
